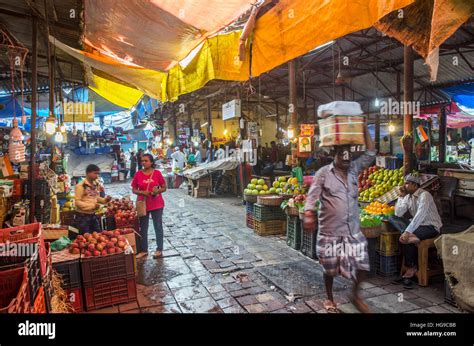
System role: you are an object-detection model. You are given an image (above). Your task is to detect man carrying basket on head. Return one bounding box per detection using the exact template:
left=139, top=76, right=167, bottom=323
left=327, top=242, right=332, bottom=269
left=303, top=123, right=376, bottom=313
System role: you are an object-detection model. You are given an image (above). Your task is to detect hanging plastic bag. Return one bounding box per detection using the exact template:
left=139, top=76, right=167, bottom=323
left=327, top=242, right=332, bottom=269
left=292, top=166, right=303, bottom=185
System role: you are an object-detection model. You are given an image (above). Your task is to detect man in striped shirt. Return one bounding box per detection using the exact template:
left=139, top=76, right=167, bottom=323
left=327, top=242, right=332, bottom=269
left=389, top=174, right=442, bottom=288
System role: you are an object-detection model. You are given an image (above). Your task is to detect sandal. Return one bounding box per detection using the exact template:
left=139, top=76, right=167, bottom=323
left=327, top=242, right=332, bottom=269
left=153, top=250, right=163, bottom=259
left=136, top=252, right=148, bottom=259
left=323, top=300, right=339, bottom=313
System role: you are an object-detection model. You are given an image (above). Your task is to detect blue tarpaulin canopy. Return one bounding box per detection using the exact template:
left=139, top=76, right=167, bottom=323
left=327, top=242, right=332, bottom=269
left=442, top=83, right=474, bottom=110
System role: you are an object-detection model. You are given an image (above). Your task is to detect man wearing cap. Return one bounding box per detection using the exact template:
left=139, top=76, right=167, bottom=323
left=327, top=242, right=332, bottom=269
left=389, top=174, right=442, bottom=288
left=303, top=125, right=376, bottom=313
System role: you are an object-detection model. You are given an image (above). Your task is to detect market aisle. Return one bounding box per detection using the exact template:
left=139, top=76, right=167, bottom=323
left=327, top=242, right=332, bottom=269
left=97, top=182, right=460, bottom=314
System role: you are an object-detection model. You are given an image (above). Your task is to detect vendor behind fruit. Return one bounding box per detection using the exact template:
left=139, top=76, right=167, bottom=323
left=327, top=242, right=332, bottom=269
left=74, top=164, right=111, bottom=234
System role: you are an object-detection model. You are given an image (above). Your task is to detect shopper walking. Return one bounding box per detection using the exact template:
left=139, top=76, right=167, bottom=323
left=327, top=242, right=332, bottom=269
left=303, top=124, right=376, bottom=313
left=132, top=153, right=167, bottom=259
left=137, top=148, right=144, bottom=170
left=130, top=151, right=137, bottom=178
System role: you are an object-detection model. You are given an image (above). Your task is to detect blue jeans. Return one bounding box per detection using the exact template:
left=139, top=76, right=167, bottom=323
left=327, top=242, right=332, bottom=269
left=138, top=208, right=164, bottom=253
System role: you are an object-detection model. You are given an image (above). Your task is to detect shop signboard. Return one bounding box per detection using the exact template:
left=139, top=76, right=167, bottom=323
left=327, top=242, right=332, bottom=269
left=222, top=99, right=241, bottom=121
left=247, top=122, right=258, bottom=140
left=300, top=124, right=315, bottom=136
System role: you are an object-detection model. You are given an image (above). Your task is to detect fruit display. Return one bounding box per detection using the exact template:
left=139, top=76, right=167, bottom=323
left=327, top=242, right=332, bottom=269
left=61, top=193, right=75, bottom=212
left=244, top=178, right=272, bottom=195
left=68, top=230, right=129, bottom=257
left=280, top=194, right=310, bottom=213
left=106, top=198, right=137, bottom=227
left=273, top=176, right=307, bottom=195
left=363, top=201, right=395, bottom=216
left=358, top=167, right=404, bottom=202
left=359, top=213, right=383, bottom=228
left=358, top=165, right=379, bottom=192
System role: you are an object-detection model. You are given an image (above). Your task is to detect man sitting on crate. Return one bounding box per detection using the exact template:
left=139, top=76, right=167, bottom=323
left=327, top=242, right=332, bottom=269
left=74, top=164, right=112, bottom=234
left=303, top=124, right=376, bottom=313
left=389, top=174, right=442, bottom=289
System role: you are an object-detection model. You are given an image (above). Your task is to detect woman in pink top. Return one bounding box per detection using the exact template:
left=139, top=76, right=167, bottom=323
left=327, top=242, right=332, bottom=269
left=131, top=153, right=167, bottom=259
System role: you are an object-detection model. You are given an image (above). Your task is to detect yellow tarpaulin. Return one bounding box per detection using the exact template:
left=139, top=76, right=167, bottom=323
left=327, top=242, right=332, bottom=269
left=164, top=31, right=250, bottom=102
left=89, top=73, right=143, bottom=109
left=51, top=36, right=165, bottom=100
left=251, top=0, right=415, bottom=76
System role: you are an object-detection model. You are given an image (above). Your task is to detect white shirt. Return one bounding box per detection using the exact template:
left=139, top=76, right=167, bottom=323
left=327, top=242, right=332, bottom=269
left=171, top=151, right=186, bottom=170
left=394, top=188, right=442, bottom=233
left=215, top=148, right=225, bottom=160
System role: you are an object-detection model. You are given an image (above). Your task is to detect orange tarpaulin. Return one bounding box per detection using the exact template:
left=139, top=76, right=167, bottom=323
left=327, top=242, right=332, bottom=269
left=251, top=0, right=414, bottom=76
left=84, top=0, right=253, bottom=71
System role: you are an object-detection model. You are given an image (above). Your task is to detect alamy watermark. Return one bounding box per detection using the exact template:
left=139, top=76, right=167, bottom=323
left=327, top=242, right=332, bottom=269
left=215, top=146, right=258, bottom=166
left=0, top=242, right=38, bottom=257
left=322, top=240, right=367, bottom=259
left=380, top=98, right=420, bottom=117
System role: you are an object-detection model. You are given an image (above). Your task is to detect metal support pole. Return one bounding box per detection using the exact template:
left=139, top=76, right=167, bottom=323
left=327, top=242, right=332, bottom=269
left=29, top=17, right=38, bottom=223
left=439, top=106, right=447, bottom=163
left=403, top=46, right=414, bottom=173
left=207, top=98, right=213, bottom=160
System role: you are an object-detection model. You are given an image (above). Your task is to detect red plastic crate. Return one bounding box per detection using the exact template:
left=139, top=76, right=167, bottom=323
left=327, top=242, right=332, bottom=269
left=246, top=214, right=254, bottom=229
left=81, top=253, right=135, bottom=286
left=32, top=286, right=46, bottom=313
left=65, top=286, right=83, bottom=313
left=0, top=223, right=47, bottom=276
left=0, top=267, right=30, bottom=313
left=84, top=276, right=137, bottom=311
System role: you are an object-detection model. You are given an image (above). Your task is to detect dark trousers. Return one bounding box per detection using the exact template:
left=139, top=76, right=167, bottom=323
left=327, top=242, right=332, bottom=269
left=74, top=212, right=101, bottom=235
left=138, top=208, right=164, bottom=253
left=388, top=215, right=439, bottom=268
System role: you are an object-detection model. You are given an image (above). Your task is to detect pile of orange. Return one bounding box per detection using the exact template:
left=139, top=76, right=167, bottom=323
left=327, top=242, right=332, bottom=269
left=364, top=201, right=395, bottom=215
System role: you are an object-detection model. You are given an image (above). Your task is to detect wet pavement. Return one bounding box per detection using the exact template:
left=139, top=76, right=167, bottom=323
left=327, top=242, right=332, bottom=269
left=92, top=181, right=461, bottom=314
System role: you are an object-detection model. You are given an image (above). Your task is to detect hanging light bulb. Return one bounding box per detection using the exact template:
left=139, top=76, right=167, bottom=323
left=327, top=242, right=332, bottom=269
left=45, top=112, right=56, bottom=135
left=388, top=123, right=396, bottom=133
left=287, top=125, right=295, bottom=139
left=374, top=98, right=380, bottom=107
left=72, top=125, right=77, bottom=136
left=60, top=123, right=66, bottom=133
left=54, top=130, right=64, bottom=143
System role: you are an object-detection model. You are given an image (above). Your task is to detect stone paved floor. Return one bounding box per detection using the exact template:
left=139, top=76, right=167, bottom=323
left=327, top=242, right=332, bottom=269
left=91, top=181, right=461, bottom=314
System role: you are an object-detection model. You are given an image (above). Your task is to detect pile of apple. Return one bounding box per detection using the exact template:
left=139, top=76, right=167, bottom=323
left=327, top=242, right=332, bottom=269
left=358, top=165, right=379, bottom=192
left=106, top=198, right=137, bottom=226
left=69, top=230, right=129, bottom=257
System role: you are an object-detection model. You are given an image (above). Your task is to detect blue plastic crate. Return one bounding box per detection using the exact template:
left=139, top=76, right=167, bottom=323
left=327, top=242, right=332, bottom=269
left=246, top=202, right=254, bottom=215
left=375, top=251, right=400, bottom=277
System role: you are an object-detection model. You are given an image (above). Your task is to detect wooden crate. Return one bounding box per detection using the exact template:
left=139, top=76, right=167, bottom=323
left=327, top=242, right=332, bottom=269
left=253, top=219, right=286, bottom=236
left=193, top=187, right=210, bottom=198
left=196, top=176, right=211, bottom=188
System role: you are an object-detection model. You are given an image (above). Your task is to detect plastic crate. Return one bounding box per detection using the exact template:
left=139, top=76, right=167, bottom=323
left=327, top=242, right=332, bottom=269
left=300, top=223, right=317, bottom=259
left=84, top=276, right=137, bottom=311
left=65, top=286, right=84, bottom=313
left=375, top=251, right=400, bottom=277
left=253, top=204, right=285, bottom=221
left=246, top=214, right=254, bottom=229
left=246, top=202, right=254, bottom=215
left=253, top=219, right=286, bottom=236
left=367, top=237, right=377, bottom=277
left=376, top=231, right=399, bottom=256
left=32, top=286, right=46, bottom=313
left=53, top=259, right=81, bottom=288
left=81, top=253, right=135, bottom=286
left=0, top=223, right=47, bottom=276
left=0, top=242, right=43, bottom=302
left=0, top=267, right=30, bottom=313
left=286, top=216, right=301, bottom=250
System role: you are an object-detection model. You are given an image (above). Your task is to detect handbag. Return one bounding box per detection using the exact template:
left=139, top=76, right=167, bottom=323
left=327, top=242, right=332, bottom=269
left=136, top=170, right=155, bottom=217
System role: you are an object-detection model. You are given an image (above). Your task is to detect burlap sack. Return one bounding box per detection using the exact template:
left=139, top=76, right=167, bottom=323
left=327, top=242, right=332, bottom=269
left=435, top=226, right=474, bottom=312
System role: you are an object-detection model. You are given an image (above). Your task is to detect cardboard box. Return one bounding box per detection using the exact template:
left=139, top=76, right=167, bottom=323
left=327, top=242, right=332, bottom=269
left=318, top=115, right=365, bottom=147
left=123, top=232, right=137, bottom=254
